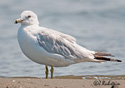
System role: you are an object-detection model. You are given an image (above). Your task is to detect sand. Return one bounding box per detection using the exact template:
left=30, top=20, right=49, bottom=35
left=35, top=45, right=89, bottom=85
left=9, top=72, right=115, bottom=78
left=0, top=75, right=125, bottom=88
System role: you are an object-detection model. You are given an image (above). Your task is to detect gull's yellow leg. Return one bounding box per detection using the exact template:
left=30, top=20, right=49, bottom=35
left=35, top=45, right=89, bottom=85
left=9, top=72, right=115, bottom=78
left=50, top=65, right=54, bottom=78
left=45, top=65, right=49, bottom=79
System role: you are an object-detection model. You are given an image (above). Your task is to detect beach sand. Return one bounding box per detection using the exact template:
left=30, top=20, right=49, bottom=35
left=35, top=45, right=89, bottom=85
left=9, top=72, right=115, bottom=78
left=0, top=75, right=125, bottom=88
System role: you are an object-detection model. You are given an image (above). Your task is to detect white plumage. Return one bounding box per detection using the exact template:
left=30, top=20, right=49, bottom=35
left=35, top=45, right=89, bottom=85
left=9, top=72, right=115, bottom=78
left=15, top=10, right=121, bottom=78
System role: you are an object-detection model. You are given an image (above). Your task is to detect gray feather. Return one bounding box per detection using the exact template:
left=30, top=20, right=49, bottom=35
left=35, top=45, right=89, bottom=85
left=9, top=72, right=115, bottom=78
left=37, top=28, right=89, bottom=59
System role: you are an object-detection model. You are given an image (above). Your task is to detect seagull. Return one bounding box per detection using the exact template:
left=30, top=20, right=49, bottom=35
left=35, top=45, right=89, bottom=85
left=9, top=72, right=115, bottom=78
left=15, top=10, right=122, bottom=78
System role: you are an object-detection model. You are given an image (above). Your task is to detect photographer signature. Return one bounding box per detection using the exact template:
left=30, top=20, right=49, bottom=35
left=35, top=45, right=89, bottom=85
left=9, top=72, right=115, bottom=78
left=93, top=80, right=120, bottom=86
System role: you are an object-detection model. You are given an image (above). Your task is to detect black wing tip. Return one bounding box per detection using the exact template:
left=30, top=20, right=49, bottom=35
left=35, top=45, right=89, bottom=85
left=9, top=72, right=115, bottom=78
left=117, top=60, right=122, bottom=62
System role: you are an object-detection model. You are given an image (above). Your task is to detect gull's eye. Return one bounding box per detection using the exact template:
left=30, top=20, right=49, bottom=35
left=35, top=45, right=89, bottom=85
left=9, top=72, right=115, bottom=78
left=27, top=15, right=31, bottom=18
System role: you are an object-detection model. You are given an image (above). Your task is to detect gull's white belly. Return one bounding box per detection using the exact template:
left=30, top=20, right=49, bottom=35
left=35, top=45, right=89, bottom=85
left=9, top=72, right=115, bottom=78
left=18, top=28, right=74, bottom=67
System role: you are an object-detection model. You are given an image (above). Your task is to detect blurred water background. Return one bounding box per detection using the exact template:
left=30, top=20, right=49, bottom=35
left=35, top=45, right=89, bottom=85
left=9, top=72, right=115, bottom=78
left=0, top=0, right=125, bottom=77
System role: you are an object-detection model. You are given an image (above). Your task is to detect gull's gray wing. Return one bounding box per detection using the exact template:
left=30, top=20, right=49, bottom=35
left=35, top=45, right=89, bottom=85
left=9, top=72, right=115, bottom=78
left=37, top=28, right=90, bottom=59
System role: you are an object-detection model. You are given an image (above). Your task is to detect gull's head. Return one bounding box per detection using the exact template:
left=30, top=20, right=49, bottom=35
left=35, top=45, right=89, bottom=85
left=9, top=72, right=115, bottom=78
left=15, top=10, right=39, bottom=25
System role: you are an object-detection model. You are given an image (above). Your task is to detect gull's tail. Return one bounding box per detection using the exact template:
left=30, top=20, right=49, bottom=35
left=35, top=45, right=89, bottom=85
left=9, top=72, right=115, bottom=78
left=94, top=52, right=122, bottom=62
